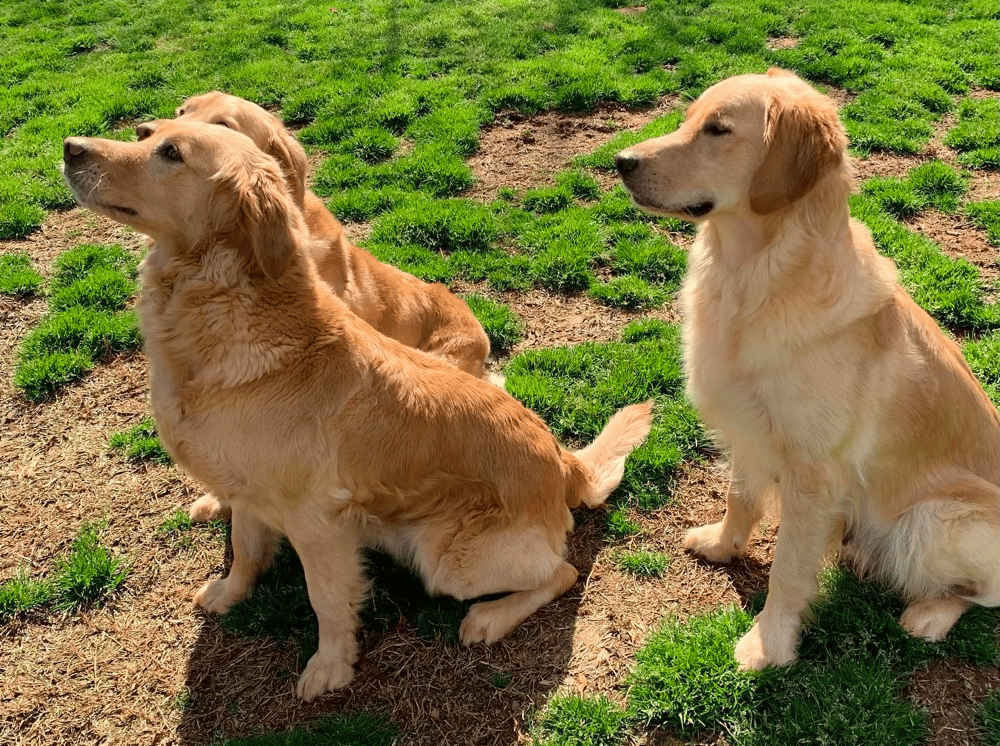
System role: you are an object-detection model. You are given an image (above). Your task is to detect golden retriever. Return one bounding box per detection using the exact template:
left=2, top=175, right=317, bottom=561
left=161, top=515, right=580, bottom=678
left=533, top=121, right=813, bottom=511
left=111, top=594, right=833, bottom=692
left=138, top=92, right=497, bottom=524
left=616, top=68, right=1000, bottom=670
left=61, top=121, right=653, bottom=700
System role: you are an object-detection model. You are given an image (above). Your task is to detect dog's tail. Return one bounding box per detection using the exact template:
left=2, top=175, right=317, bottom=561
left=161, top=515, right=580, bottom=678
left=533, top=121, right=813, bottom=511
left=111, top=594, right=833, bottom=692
left=565, top=401, right=654, bottom=509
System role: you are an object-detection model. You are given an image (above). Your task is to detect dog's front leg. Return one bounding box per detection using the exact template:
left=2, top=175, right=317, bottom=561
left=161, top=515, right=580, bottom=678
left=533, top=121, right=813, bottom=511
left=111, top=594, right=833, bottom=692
left=684, top=464, right=764, bottom=563
left=194, top=506, right=279, bottom=614
left=734, top=465, right=839, bottom=670
left=286, top=515, right=366, bottom=701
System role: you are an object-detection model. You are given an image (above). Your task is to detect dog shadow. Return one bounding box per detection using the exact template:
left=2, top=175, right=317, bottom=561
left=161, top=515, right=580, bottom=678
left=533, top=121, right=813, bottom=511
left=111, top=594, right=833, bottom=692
left=173, top=510, right=608, bottom=746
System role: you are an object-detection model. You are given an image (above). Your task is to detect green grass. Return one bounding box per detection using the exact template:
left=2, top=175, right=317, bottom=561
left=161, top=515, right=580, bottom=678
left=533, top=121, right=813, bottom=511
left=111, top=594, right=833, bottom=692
left=210, top=713, right=397, bottom=746
left=464, top=294, right=523, bottom=354
left=965, top=331, right=1000, bottom=408
left=13, top=243, right=141, bottom=401
left=109, top=417, right=172, bottom=465
left=590, top=275, right=668, bottom=310
left=532, top=694, right=630, bottom=746
left=0, top=569, right=55, bottom=620
left=982, top=688, right=1000, bottom=746
left=966, top=200, right=1000, bottom=247
left=604, top=507, right=641, bottom=540
left=625, top=566, right=1000, bottom=745
left=851, top=192, right=1000, bottom=331
left=861, top=161, right=966, bottom=219
left=945, top=97, right=1000, bottom=169
left=614, top=549, right=671, bottom=577
left=0, top=252, right=44, bottom=297
left=506, top=319, right=708, bottom=510
left=0, top=523, right=128, bottom=621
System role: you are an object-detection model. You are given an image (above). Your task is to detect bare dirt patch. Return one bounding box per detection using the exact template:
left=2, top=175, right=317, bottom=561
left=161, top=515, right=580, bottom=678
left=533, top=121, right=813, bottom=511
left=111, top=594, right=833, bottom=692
left=463, top=95, right=682, bottom=202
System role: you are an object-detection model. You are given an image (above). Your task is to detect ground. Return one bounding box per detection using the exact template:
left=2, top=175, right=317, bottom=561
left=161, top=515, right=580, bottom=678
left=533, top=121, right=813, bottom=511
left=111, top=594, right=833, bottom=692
left=1, top=95, right=997, bottom=746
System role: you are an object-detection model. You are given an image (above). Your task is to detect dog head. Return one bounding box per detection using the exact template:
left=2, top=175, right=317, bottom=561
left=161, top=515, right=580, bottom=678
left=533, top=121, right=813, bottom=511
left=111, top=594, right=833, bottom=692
left=615, top=68, right=847, bottom=220
left=63, top=120, right=303, bottom=280
left=137, top=92, right=308, bottom=209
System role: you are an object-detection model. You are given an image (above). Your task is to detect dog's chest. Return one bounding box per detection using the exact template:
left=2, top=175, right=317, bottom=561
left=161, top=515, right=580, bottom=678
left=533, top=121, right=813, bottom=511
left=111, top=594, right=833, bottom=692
left=684, top=289, right=858, bottom=460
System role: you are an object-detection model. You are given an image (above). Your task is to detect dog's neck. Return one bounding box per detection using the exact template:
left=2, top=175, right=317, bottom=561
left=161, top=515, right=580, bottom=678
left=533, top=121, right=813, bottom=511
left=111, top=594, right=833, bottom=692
left=684, top=165, right=898, bottom=343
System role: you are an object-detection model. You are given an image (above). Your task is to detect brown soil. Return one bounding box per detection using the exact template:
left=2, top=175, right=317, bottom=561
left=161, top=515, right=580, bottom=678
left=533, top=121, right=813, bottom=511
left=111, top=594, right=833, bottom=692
left=1, top=93, right=997, bottom=746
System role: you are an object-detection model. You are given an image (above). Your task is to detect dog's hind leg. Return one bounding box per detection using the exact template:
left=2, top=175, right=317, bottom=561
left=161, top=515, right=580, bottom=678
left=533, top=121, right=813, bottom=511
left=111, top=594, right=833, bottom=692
left=459, top=561, right=579, bottom=645
left=194, top=507, right=280, bottom=614
left=892, top=480, right=1000, bottom=640
left=684, top=465, right=766, bottom=563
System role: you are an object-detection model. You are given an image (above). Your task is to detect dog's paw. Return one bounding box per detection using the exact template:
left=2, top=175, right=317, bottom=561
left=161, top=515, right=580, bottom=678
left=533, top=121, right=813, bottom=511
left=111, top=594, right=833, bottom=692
left=683, top=522, right=744, bottom=564
left=296, top=649, right=356, bottom=701
left=193, top=578, right=243, bottom=615
left=188, top=494, right=231, bottom=522
left=900, top=598, right=964, bottom=642
left=459, top=599, right=516, bottom=646
left=734, top=622, right=797, bottom=671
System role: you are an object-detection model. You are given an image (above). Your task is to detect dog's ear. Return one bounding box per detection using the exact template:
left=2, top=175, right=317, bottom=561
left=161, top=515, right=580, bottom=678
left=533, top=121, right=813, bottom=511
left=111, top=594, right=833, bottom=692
left=136, top=119, right=163, bottom=141
left=749, top=93, right=846, bottom=214
left=221, top=158, right=300, bottom=281
left=263, top=125, right=308, bottom=209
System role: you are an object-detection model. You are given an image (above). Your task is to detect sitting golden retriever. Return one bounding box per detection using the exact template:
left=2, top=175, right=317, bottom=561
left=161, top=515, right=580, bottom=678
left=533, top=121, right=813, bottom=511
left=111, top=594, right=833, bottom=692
left=138, top=92, right=496, bottom=524
left=61, top=121, right=653, bottom=700
left=616, top=68, right=1000, bottom=670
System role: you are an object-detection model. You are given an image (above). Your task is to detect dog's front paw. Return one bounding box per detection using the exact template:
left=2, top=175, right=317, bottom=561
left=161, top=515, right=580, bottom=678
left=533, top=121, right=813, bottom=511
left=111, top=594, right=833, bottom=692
left=683, top=521, right=745, bottom=564
left=296, top=648, right=357, bottom=701
left=193, top=578, right=244, bottom=615
left=734, top=622, right=797, bottom=671
left=188, top=493, right=231, bottom=522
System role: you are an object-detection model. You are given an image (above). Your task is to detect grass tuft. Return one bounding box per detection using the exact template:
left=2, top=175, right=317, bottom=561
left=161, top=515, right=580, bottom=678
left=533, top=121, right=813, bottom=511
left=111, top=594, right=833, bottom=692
left=532, top=694, right=631, bottom=746
left=982, top=688, right=1000, bottom=746
left=614, top=549, right=670, bottom=577
left=464, top=294, right=523, bottom=354
left=0, top=252, right=44, bottom=297
left=590, top=275, right=667, bottom=310
left=14, top=349, right=94, bottom=401
left=51, top=522, right=129, bottom=612
left=966, top=200, right=1000, bottom=247
left=0, top=569, right=54, bottom=621
left=214, top=713, right=398, bottom=746
left=109, top=417, right=171, bottom=465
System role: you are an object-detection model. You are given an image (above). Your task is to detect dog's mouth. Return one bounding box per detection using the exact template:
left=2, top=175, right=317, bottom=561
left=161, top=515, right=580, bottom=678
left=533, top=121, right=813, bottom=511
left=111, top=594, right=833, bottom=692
left=680, top=201, right=714, bottom=219
left=98, top=202, right=138, bottom=217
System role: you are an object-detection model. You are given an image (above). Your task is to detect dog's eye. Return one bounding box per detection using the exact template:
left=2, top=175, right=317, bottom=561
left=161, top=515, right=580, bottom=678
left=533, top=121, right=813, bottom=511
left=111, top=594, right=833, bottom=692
left=176, top=107, right=186, bottom=116
left=160, top=144, right=183, bottom=163
left=212, top=120, right=233, bottom=129
left=703, top=122, right=731, bottom=137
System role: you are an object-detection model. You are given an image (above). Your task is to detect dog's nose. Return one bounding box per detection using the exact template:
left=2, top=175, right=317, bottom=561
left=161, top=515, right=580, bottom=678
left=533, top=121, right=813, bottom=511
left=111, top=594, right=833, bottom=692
left=614, top=151, right=640, bottom=175
left=63, top=137, right=90, bottom=162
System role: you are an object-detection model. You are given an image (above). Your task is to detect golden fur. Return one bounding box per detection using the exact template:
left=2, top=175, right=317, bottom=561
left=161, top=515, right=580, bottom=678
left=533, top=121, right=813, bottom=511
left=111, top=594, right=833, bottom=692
left=616, top=68, right=1000, bottom=669
left=61, top=121, right=653, bottom=700
left=138, top=92, right=497, bottom=524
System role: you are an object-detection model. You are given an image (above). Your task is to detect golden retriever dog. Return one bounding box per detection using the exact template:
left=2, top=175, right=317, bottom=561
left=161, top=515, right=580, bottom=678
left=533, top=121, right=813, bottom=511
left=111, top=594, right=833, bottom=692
left=138, top=91, right=497, bottom=524
left=61, top=121, right=653, bottom=700
left=615, top=68, right=1000, bottom=670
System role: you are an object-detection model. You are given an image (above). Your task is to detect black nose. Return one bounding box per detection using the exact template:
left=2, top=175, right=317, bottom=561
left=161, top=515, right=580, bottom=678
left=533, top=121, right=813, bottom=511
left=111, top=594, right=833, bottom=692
left=614, top=152, right=640, bottom=175
left=63, top=137, right=90, bottom=163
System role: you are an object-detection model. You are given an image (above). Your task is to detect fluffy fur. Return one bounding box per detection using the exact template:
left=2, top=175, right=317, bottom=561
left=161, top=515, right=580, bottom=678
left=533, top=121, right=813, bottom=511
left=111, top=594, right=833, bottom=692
left=138, top=92, right=497, bottom=523
left=616, top=68, right=1000, bottom=670
left=61, top=121, right=653, bottom=700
